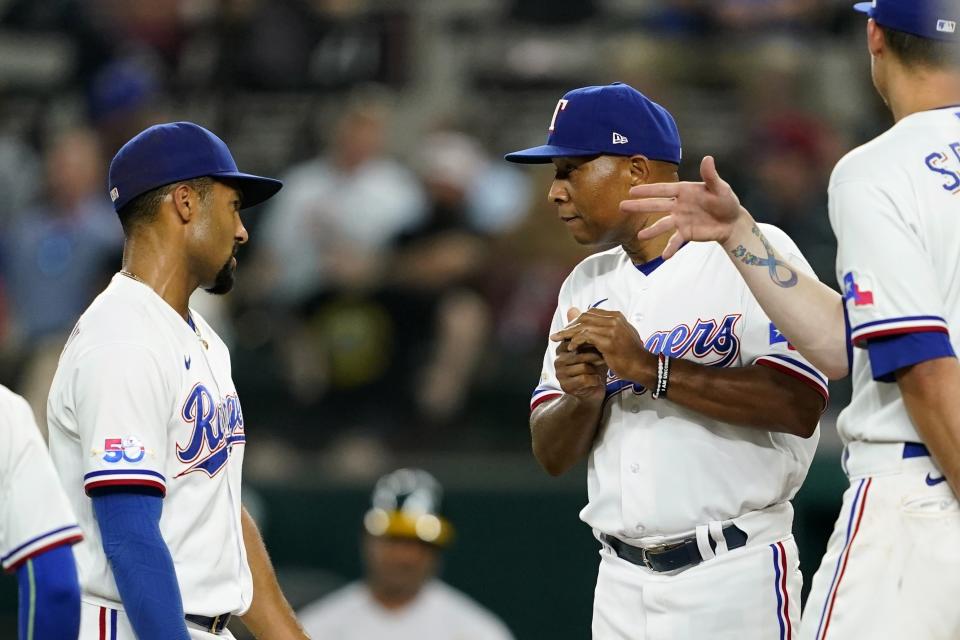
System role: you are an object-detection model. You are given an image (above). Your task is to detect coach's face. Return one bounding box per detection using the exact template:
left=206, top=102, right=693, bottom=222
left=363, top=534, right=438, bottom=602
left=191, top=179, right=249, bottom=295
left=549, top=155, right=638, bottom=247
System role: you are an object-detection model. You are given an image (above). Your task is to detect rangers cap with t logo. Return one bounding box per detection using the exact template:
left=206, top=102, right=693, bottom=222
left=108, top=121, right=283, bottom=213
left=854, top=0, right=959, bottom=41
left=504, top=82, right=682, bottom=165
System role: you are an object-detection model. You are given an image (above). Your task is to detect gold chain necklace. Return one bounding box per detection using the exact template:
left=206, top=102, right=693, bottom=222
left=118, top=270, right=208, bottom=349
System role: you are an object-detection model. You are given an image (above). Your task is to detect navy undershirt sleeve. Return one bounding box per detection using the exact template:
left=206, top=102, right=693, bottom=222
left=16, top=545, right=80, bottom=640
left=867, top=331, right=956, bottom=382
left=91, top=489, right=190, bottom=640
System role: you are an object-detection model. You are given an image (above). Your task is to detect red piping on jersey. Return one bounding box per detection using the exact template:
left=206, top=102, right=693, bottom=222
left=530, top=392, right=563, bottom=413
left=777, top=541, right=792, bottom=640
left=820, top=478, right=872, bottom=639
left=4, top=534, right=84, bottom=572
left=754, top=359, right=829, bottom=409
left=852, top=325, right=948, bottom=348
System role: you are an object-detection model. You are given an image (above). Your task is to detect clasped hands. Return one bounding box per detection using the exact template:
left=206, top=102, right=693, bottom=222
left=549, top=307, right=653, bottom=400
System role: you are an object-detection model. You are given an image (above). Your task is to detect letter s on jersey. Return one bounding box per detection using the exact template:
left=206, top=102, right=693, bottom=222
left=925, top=145, right=960, bottom=193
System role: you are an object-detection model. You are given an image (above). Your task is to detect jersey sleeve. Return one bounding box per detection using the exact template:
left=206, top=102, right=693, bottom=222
left=830, top=177, right=953, bottom=381
left=738, top=227, right=830, bottom=406
left=73, top=343, right=172, bottom=496
left=0, top=394, right=83, bottom=572
left=530, top=276, right=575, bottom=412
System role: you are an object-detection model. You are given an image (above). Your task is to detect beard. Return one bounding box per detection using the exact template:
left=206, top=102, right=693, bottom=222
left=204, top=248, right=237, bottom=295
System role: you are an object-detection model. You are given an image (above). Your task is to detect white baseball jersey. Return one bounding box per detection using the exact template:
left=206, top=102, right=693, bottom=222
left=798, top=107, right=960, bottom=640
left=47, top=273, right=251, bottom=617
left=831, top=106, right=960, bottom=454
left=0, top=384, right=83, bottom=572
left=532, top=228, right=827, bottom=540
left=298, top=580, right=515, bottom=640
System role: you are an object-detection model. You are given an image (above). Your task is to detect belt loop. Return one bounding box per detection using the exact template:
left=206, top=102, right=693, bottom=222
left=211, top=614, right=220, bottom=632
left=708, top=521, right=728, bottom=555
left=695, top=524, right=715, bottom=561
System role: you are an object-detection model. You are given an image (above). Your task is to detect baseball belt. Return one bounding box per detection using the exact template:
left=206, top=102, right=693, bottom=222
left=600, top=524, right=748, bottom=573
left=185, top=612, right=231, bottom=634
left=903, top=442, right=930, bottom=458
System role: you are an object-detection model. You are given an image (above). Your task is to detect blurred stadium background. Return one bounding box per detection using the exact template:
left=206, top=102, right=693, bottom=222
left=0, top=0, right=889, bottom=636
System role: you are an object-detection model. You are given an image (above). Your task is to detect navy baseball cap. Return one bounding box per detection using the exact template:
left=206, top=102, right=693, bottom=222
left=108, top=121, right=283, bottom=212
left=854, top=0, right=959, bottom=41
left=504, top=82, right=682, bottom=165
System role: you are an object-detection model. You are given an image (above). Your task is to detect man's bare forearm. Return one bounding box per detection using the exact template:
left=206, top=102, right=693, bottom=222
left=530, top=395, right=605, bottom=477
left=620, top=355, right=822, bottom=438
left=239, top=506, right=310, bottom=639
left=898, top=357, right=960, bottom=498
left=722, top=212, right=848, bottom=379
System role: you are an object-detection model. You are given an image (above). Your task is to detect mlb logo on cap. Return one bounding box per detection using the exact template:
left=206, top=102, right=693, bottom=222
left=504, top=82, right=682, bottom=165
left=854, top=0, right=960, bottom=41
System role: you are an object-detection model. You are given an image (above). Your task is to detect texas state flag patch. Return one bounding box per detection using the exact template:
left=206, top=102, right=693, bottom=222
left=843, top=271, right=874, bottom=307
left=769, top=323, right=796, bottom=350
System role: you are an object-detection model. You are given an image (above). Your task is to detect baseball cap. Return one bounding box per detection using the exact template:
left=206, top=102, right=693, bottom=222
left=853, top=0, right=959, bottom=41
left=504, top=82, right=682, bottom=165
left=108, top=121, right=282, bottom=212
left=362, top=468, right=454, bottom=547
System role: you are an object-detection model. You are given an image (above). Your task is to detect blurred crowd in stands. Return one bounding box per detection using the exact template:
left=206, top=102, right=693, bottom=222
left=0, top=0, right=888, bottom=463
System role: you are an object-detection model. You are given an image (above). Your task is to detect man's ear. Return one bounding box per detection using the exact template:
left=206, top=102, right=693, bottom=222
left=866, top=18, right=885, bottom=58
left=170, top=183, right=197, bottom=223
left=629, top=155, right=651, bottom=186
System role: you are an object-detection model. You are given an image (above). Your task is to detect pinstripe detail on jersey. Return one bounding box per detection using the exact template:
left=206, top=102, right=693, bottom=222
left=1, top=524, right=83, bottom=571
left=850, top=315, right=949, bottom=347
left=754, top=354, right=829, bottom=405
left=84, top=469, right=166, bottom=496
left=814, top=478, right=872, bottom=640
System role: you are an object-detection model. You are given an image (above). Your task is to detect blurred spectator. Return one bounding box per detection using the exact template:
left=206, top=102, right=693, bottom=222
left=297, top=468, right=514, bottom=640
left=0, top=133, right=41, bottom=226
left=88, top=56, right=169, bottom=157
left=382, top=130, right=530, bottom=424
left=709, top=0, right=821, bottom=32
left=215, top=0, right=411, bottom=90
left=257, top=94, right=425, bottom=305
left=737, top=113, right=842, bottom=287
left=2, top=127, right=119, bottom=343
left=0, top=127, right=120, bottom=423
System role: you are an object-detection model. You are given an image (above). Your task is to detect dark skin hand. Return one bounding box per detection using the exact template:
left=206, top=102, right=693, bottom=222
left=530, top=308, right=608, bottom=476
left=550, top=307, right=823, bottom=438
left=550, top=308, right=655, bottom=384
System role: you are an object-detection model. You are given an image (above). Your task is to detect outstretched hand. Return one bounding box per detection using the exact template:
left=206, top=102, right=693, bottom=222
left=619, top=156, right=747, bottom=260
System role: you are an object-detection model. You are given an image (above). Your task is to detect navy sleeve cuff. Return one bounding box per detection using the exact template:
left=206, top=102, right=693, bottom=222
left=867, top=331, right=956, bottom=382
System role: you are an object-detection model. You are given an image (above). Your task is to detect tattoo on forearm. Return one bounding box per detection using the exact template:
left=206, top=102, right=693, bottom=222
left=730, top=225, right=798, bottom=288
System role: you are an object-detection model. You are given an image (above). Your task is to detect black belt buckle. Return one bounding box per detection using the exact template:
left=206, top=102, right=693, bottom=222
left=639, top=541, right=684, bottom=570
left=602, top=525, right=748, bottom=573
left=186, top=612, right=231, bottom=634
